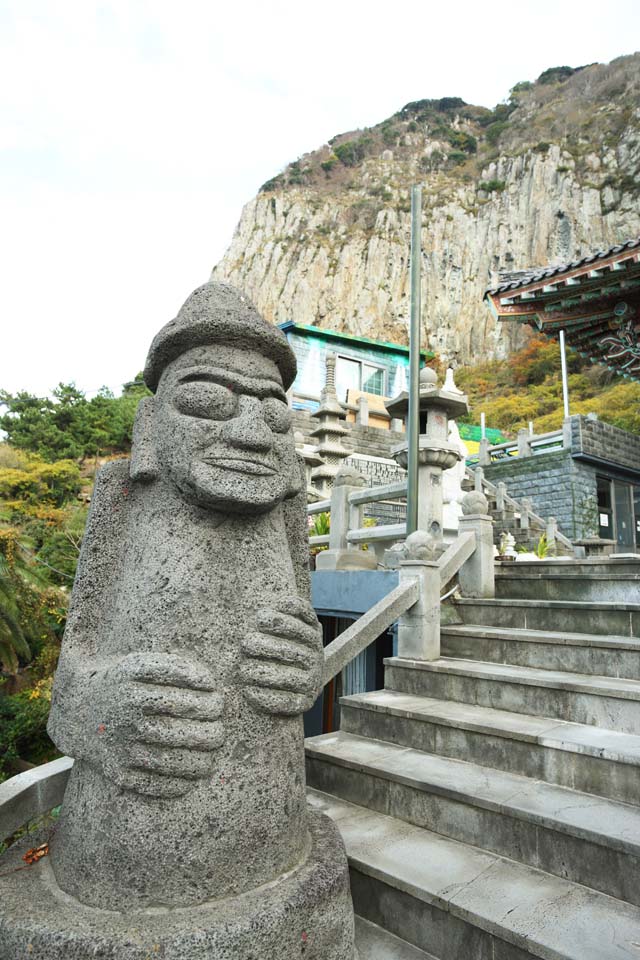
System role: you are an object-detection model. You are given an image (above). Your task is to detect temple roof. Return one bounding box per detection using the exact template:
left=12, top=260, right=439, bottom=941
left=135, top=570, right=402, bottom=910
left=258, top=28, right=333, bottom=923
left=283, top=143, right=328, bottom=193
left=484, top=238, right=640, bottom=381
left=487, top=238, right=640, bottom=296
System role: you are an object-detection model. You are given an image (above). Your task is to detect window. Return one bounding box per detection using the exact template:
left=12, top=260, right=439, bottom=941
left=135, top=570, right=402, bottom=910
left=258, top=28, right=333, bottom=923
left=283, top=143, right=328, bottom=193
left=335, top=356, right=386, bottom=402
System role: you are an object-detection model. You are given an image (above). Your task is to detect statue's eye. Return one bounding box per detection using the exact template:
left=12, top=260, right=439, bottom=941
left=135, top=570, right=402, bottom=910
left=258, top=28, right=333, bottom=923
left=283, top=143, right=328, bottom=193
left=262, top=397, right=291, bottom=433
left=173, top=382, right=238, bottom=420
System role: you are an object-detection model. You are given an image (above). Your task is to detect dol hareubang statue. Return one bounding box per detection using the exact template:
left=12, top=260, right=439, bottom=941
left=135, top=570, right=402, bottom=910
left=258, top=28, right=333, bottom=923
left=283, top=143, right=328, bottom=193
left=0, top=284, right=356, bottom=958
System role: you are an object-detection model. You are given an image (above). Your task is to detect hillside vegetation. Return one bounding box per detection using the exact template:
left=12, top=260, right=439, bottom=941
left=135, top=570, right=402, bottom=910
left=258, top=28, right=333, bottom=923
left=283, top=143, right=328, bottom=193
left=456, top=335, right=640, bottom=435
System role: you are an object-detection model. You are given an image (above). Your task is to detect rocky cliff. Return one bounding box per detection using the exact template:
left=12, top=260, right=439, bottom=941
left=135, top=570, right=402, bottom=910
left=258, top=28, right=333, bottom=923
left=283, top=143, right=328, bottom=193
left=212, top=55, right=640, bottom=363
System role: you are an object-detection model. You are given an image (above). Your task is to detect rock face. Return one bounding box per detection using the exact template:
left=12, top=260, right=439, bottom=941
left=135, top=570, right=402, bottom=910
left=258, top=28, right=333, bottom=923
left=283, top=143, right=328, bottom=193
left=212, top=55, right=640, bottom=364
left=0, top=284, right=356, bottom=959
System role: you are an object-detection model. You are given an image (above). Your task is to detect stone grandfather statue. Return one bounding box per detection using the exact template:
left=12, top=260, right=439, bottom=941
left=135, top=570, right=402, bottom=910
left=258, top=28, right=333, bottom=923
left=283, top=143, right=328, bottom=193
left=0, top=283, right=356, bottom=958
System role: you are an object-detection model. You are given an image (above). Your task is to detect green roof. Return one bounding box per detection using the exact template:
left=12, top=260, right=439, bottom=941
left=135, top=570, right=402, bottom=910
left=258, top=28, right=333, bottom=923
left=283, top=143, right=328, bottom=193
left=278, top=321, right=431, bottom=359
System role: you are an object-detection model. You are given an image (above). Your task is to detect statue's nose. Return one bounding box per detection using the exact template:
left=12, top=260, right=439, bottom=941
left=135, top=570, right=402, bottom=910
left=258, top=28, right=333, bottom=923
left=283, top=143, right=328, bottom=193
left=221, top=397, right=273, bottom=452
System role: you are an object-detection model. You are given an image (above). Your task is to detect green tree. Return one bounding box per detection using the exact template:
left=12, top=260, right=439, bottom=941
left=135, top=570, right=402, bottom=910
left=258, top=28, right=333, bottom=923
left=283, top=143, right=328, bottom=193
left=0, top=375, right=150, bottom=463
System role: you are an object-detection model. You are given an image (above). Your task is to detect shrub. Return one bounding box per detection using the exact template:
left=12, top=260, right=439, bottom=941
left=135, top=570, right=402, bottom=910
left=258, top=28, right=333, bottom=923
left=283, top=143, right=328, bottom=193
left=510, top=80, right=532, bottom=96
left=321, top=156, right=338, bottom=174
left=537, top=65, right=576, bottom=85
left=259, top=174, right=284, bottom=193
left=381, top=124, right=397, bottom=146
left=485, top=120, right=509, bottom=145
left=534, top=141, right=551, bottom=154
left=479, top=179, right=506, bottom=193
left=334, top=140, right=366, bottom=167
left=448, top=131, right=477, bottom=154
left=448, top=151, right=467, bottom=166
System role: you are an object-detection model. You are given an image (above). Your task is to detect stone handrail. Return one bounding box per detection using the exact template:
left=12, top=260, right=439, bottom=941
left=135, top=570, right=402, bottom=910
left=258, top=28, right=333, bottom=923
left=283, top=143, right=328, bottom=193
left=347, top=481, right=408, bottom=507
left=309, top=534, right=330, bottom=547
left=322, top=578, right=420, bottom=684
left=307, top=499, right=332, bottom=515
left=0, top=756, right=72, bottom=843
left=438, top=531, right=476, bottom=586
left=323, top=508, right=494, bottom=683
left=346, top=522, right=407, bottom=546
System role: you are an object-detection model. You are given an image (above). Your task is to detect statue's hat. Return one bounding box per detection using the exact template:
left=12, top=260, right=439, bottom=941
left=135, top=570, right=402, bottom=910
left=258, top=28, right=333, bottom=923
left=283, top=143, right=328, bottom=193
left=144, top=282, right=297, bottom=392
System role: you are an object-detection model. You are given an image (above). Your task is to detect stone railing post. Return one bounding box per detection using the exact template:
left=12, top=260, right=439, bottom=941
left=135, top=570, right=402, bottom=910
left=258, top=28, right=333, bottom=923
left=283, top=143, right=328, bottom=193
left=496, top=481, right=507, bottom=514
left=517, top=428, right=532, bottom=458
left=520, top=497, right=532, bottom=531
left=397, top=532, right=440, bottom=660
left=546, top=516, right=557, bottom=553
left=356, top=395, right=369, bottom=427
left=479, top=438, right=491, bottom=466
left=315, top=466, right=376, bottom=571
left=458, top=492, right=495, bottom=598
left=562, top=416, right=573, bottom=449
left=474, top=466, right=485, bottom=492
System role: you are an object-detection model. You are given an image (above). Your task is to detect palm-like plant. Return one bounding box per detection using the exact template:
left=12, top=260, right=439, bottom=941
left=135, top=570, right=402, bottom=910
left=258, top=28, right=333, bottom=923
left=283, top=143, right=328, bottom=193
left=0, top=550, right=31, bottom=673
left=0, top=528, right=49, bottom=674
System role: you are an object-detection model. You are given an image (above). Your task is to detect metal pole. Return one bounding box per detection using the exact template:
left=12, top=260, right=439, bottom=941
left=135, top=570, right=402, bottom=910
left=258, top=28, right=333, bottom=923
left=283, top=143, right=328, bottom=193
left=559, top=329, right=570, bottom=419
left=480, top=412, right=486, bottom=439
left=406, top=184, right=422, bottom=535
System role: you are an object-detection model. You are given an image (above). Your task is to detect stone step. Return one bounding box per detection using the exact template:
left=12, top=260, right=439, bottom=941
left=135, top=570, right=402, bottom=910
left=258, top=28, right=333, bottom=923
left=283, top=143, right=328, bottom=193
left=384, top=657, right=640, bottom=734
left=441, top=624, right=640, bottom=678
left=453, top=598, right=640, bottom=638
left=355, top=916, right=436, bottom=959
left=308, top=789, right=640, bottom=960
left=495, top=567, right=640, bottom=603
left=339, top=689, right=640, bottom=805
left=306, top=731, right=640, bottom=905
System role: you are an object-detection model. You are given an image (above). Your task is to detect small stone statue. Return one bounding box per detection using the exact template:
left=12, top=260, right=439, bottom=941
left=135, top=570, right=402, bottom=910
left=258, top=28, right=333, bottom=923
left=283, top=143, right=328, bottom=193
left=0, top=284, right=356, bottom=958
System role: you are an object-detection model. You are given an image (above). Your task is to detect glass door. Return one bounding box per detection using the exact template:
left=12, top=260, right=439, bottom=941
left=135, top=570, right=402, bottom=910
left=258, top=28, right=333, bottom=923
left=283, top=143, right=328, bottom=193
left=613, top=480, right=635, bottom=550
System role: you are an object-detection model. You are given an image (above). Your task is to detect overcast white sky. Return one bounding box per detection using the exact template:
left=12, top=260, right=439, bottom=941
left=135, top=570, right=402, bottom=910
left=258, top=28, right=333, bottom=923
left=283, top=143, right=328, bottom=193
left=1, top=1, right=638, bottom=397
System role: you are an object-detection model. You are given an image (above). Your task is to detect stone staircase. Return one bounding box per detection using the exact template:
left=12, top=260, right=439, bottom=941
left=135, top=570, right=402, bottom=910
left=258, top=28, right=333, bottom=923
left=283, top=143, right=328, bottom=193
left=465, top=467, right=574, bottom=557
left=306, top=573, right=640, bottom=958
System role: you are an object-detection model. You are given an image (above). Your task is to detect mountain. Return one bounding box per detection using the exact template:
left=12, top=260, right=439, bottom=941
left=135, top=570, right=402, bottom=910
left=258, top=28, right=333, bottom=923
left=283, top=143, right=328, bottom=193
left=212, top=55, right=640, bottom=364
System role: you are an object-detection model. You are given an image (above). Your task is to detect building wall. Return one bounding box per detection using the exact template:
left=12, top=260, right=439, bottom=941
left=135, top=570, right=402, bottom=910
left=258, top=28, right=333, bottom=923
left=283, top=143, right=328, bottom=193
left=286, top=329, right=410, bottom=404
left=483, top=449, right=599, bottom=540
left=572, top=416, right=640, bottom=474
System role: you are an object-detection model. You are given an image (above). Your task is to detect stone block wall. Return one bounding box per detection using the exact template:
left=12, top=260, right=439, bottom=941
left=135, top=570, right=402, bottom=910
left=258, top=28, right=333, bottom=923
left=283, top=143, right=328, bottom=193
left=292, top=409, right=402, bottom=461
left=483, top=449, right=599, bottom=540
left=572, top=416, right=640, bottom=473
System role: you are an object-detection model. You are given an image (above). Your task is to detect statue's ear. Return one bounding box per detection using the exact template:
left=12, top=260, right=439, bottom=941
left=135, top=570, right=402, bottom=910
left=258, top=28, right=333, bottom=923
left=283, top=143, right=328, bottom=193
left=130, top=396, right=159, bottom=482
left=284, top=448, right=304, bottom=500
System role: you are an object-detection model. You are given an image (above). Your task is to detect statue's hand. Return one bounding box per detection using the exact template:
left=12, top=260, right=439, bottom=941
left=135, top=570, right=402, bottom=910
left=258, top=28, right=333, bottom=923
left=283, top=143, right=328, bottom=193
left=97, top=652, right=224, bottom=798
left=239, top=597, right=323, bottom=716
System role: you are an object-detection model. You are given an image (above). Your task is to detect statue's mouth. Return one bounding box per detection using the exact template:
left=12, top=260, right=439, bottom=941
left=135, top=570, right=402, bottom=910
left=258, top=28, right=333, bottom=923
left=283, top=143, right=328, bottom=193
left=202, top=457, right=277, bottom=476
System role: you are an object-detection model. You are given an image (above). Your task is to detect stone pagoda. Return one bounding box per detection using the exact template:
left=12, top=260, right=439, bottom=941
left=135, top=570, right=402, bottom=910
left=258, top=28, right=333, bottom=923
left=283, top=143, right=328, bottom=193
left=310, top=352, right=352, bottom=497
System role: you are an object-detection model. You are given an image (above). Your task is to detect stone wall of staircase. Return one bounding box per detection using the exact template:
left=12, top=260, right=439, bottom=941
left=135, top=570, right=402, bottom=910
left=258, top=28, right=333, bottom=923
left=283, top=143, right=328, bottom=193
left=483, top=449, right=598, bottom=541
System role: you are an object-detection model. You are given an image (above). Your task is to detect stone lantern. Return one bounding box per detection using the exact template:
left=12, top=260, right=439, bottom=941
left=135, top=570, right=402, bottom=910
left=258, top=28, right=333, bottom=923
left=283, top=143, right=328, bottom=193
left=385, top=367, right=469, bottom=540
